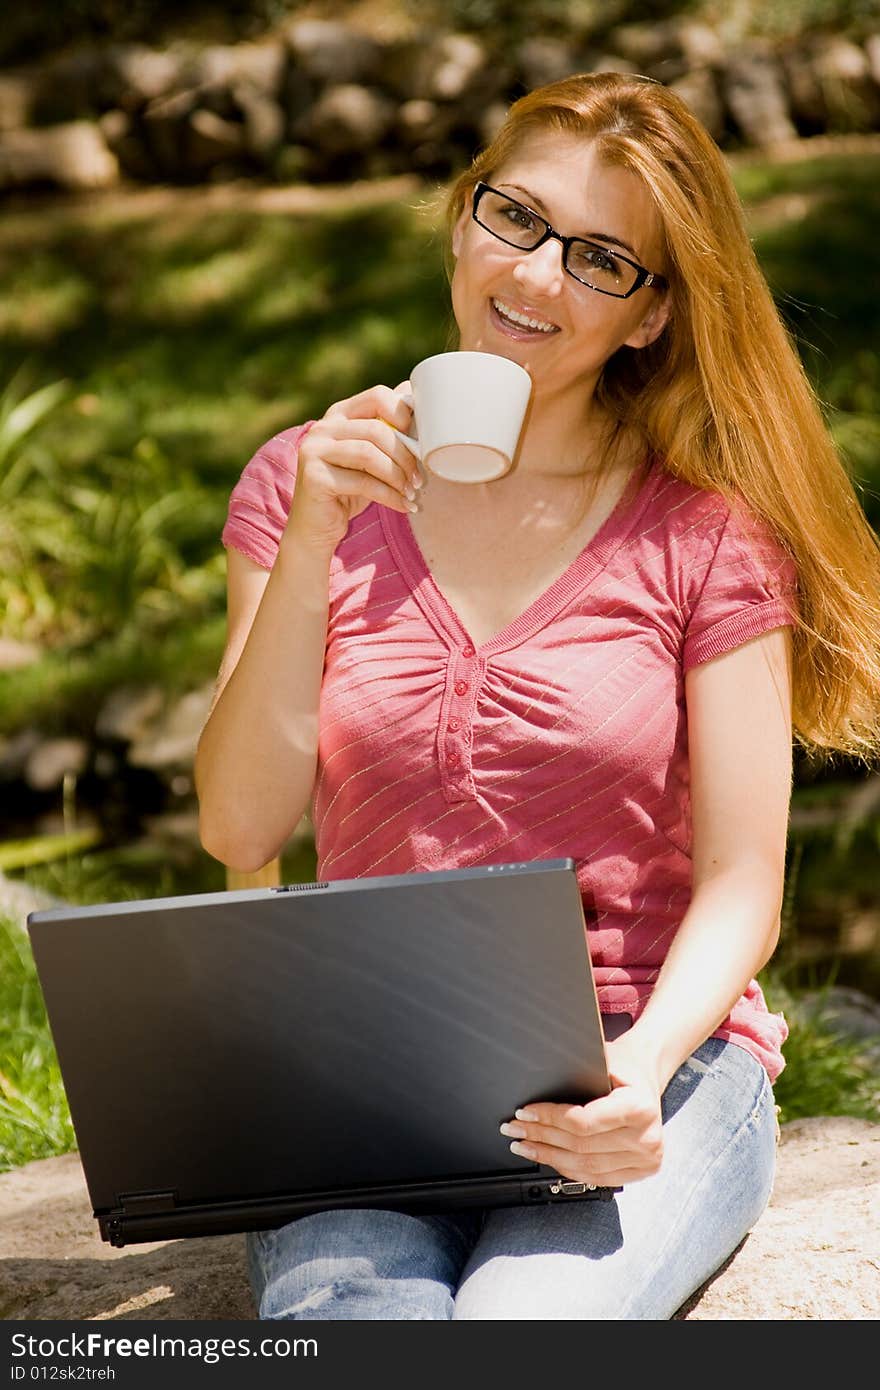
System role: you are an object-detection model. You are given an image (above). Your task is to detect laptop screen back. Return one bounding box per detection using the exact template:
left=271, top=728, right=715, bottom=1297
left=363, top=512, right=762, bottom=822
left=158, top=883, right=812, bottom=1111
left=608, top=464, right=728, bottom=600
left=28, top=860, right=608, bottom=1219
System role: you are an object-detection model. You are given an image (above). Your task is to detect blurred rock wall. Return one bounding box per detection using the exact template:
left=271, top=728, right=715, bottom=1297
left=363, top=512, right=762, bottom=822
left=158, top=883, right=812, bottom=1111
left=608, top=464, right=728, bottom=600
left=2, top=17, right=880, bottom=191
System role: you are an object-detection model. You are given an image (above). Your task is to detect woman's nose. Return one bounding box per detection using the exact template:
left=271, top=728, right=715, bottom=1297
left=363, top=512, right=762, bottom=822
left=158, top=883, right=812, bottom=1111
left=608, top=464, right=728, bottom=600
left=512, top=237, right=566, bottom=298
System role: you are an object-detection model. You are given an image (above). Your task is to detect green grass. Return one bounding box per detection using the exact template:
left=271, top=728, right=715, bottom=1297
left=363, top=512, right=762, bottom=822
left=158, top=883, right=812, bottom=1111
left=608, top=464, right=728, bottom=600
left=0, top=189, right=453, bottom=737
left=0, top=914, right=75, bottom=1171
left=0, top=613, right=228, bottom=738
left=761, top=967, right=880, bottom=1123
left=0, top=196, right=452, bottom=485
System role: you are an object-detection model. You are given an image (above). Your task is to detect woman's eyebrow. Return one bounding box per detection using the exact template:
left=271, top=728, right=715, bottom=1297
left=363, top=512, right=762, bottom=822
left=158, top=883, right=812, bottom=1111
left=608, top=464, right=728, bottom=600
left=502, top=182, right=639, bottom=258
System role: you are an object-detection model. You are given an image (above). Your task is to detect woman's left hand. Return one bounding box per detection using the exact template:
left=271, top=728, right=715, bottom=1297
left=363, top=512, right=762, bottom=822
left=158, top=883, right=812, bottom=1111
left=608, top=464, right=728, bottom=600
left=500, top=1034, right=667, bottom=1188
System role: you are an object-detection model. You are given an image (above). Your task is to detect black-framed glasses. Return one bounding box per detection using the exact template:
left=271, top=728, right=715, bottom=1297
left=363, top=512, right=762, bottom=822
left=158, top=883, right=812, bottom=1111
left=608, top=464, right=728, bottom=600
left=471, top=182, right=667, bottom=299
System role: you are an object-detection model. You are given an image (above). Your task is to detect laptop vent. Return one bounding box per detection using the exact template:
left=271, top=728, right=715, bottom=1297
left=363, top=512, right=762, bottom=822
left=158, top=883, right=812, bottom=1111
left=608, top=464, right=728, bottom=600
left=272, top=882, right=331, bottom=893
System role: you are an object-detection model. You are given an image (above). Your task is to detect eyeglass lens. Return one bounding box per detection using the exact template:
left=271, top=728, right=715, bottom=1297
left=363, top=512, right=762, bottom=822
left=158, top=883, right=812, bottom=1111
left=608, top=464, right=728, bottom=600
left=476, top=188, right=639, bottom=296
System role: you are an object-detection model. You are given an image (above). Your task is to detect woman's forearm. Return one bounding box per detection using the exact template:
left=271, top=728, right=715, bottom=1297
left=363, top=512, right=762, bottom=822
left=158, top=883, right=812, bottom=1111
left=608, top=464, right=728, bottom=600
left=195, top=538, right=332, bottom=873
left=626, top=864, right=784, bottom=1093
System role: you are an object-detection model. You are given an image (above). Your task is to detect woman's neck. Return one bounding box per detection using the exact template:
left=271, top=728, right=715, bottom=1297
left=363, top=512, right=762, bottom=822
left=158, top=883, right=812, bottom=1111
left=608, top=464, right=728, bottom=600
left=513, top=388, right=624, bottom=480
left=420, top=402, right=642, bottom=529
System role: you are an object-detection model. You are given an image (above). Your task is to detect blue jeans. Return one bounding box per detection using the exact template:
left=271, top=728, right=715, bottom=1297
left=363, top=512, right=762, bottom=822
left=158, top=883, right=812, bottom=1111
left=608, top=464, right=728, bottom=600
left=246, top=1037, right=778, bottom=1320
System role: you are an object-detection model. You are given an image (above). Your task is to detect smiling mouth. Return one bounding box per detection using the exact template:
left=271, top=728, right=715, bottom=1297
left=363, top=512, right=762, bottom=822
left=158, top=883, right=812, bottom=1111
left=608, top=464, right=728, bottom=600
left=491, top=298, right=560, bottom=335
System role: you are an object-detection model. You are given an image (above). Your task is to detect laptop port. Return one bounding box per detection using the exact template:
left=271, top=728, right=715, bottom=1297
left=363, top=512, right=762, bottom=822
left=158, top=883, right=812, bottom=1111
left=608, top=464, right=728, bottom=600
left=549, top=1181, right=596, bottom=1195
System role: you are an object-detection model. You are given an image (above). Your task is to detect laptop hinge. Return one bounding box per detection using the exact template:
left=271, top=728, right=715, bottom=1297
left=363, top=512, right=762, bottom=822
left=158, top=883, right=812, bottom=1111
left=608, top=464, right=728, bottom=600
left=116, top=1189, right=177, bottom=1214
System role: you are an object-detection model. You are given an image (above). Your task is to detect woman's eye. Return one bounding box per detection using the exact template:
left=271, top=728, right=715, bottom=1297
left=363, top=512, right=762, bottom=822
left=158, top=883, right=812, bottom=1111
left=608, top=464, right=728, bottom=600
left=501, top=203, right=538, bottom=232
left=572, top=244, right=620, bottom=275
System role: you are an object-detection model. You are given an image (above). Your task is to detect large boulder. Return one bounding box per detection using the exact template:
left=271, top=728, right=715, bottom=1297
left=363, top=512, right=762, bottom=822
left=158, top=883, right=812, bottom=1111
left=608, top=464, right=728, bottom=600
left=0, top=71, right=39, bottom=132
left=514, top=37, right=591, bottom=91
left=103, top=45, right=188, bottom=110
left=0, top=121, right=118, bottom=191
left=724, top=44, right=799, bottom=146
left=0, top=1117, right=876, bottom=1319
left=294, top=82, right=397, bottom=159
left=190, top=41, right=287, bottom=100
left=126, top=684, right=215, bottom=773
left=811, top=34, right=880, bottom=131
left=669, top=67, right=726, bottom=142
left=284, top=19, right=385, bottom=88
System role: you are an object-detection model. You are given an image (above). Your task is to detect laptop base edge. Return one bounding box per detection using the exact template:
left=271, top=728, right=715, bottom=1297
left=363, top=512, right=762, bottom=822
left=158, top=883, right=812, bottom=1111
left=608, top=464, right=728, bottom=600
left=100, top=1175, right=621, bottom=1247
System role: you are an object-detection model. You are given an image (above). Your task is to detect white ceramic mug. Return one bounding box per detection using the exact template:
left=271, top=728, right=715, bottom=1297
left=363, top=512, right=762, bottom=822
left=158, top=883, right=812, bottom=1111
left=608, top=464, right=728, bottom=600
left=393, top=351, right=532, bottom=483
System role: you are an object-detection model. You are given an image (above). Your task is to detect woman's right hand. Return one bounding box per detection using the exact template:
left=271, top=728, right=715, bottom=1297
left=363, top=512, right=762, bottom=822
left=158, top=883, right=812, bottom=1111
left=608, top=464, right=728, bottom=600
left=283, top=383, right=421, bottom=555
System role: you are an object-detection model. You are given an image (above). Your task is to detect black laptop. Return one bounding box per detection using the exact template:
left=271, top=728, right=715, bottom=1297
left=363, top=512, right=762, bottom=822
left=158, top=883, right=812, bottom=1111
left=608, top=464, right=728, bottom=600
left=27, top=857, right=618, bottom=1248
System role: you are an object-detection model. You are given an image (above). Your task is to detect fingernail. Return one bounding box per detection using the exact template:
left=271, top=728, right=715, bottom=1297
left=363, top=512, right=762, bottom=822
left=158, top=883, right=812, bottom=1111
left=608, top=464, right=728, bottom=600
left=412, top=472, right=424, bottom=488
left=404, top=483, right=416, bottom=501
left=515, top=1108, right=539, bottom=1122
left=510, top=1141, right=537, bottom=1159
left=499, top=1122, right=526, bottom=1139
left=407, top=500, right=420, bottom=513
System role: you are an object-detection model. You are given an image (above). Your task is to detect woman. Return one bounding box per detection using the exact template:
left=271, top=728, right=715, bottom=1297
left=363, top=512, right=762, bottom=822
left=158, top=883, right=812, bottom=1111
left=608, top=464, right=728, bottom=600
left=194, top=73, right=880, bottom=1319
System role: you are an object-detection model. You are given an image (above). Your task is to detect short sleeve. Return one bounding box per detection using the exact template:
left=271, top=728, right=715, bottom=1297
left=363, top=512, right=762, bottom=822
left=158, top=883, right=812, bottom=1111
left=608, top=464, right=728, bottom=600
left=682, top=496, right=799, bottom=673
left=221, top=422, right=315, bottom=569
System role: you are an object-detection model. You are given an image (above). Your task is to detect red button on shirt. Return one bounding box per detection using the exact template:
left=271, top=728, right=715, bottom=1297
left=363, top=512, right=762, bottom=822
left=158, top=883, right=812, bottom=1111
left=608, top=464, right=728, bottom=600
left=454, top=680, right=468, bottom=696
left=462, top=645, right=475, bottom=658
left=446, top=751, right=460, bottom=767
left=448, top=718, right=460, bottom=732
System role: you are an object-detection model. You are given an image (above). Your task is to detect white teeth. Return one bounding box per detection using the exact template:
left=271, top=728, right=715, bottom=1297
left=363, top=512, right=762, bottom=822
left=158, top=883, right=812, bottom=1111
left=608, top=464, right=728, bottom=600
left=493, top=298, right=556, bottom=333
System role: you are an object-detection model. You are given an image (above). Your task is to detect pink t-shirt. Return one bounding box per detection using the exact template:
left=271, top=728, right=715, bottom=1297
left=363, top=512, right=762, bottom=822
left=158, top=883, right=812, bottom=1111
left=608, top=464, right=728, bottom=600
left=222, top=424, right=799, bottom=1081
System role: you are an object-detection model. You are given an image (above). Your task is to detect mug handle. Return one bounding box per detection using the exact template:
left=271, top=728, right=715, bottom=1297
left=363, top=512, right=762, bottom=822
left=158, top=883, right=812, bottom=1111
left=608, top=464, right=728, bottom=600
left=387, top=425, right=421, bottom=459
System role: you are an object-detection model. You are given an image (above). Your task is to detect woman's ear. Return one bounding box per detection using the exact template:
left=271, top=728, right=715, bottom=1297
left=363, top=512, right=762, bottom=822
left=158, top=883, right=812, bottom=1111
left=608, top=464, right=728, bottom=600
left=624, top=289, right=671, bottom=351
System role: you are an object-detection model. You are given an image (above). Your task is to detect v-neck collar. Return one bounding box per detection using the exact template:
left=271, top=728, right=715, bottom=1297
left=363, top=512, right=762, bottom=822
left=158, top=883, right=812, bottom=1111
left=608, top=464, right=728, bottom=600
left=380, top=453, right=662, bottom=656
